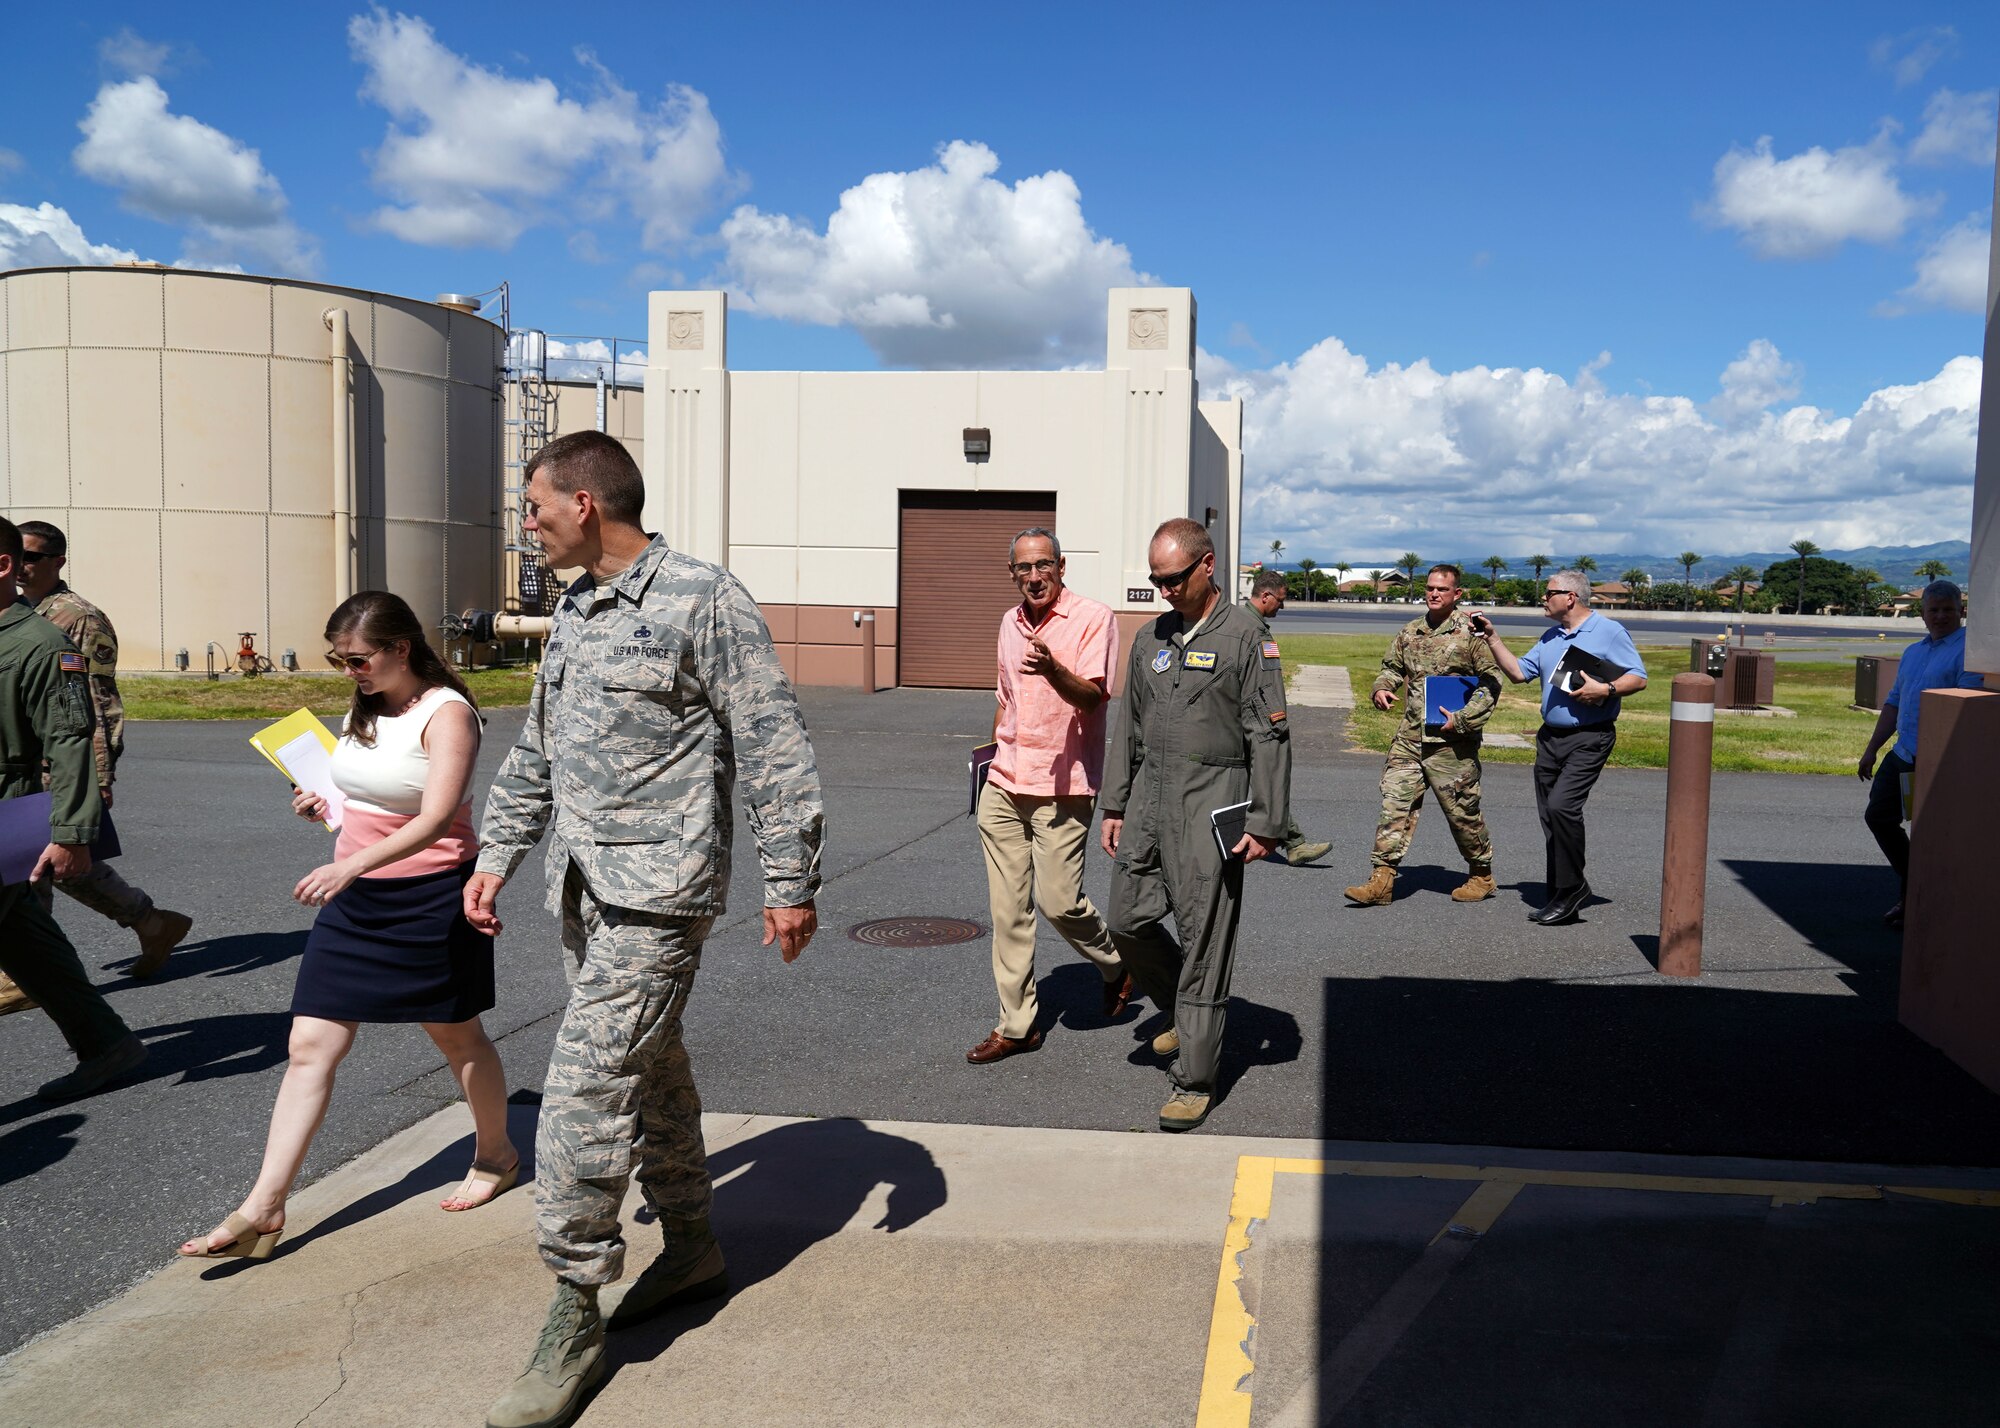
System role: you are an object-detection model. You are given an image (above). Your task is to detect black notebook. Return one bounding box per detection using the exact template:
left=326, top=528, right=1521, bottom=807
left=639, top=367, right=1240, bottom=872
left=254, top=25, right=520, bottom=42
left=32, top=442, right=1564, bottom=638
left=1552, top=645, right=1627, bottom=695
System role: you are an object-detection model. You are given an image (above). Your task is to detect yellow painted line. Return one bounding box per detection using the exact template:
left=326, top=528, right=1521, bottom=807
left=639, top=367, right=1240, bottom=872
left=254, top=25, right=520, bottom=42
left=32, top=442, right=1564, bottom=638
left=1195, top=1156, right=1275, bottom=1428
left=1196, top=1155, right=2000, bottom=1424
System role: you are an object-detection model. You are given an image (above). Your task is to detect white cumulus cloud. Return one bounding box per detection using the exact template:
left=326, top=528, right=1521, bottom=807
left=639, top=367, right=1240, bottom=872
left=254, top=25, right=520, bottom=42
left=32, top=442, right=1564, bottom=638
left=1894, top=219, right=1991, bottom=313
left=720, top=140, right=1150, bottom=368
left=1704, top=134, right=1925, bottom=258
left=1202, top=337, right=1979, bottom=560
left=348, top=10, right=737, bottom=250
left=0, top=201, right=143, bottom=268
left=72, top=76, right=316, bottom=272
left=1908, top=88, right=1998, bottom=166
left=98, top=26, right=174, bottom=78
left=1871, top=27, right=1958, bottom=89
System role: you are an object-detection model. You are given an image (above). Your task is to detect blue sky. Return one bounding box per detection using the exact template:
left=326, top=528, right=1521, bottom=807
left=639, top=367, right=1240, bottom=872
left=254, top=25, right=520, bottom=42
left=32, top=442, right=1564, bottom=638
left=2, top=3, right=1994, bottom=562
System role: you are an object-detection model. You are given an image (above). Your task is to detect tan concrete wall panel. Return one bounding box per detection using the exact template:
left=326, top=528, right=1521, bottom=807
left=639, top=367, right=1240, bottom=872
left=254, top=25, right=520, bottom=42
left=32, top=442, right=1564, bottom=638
left=162, top=351, right=269, bottom=512
left=165, top=272, right=269, bottom=356
left=71, top=268, right=164, bottom=349
left=7, top=349, right=70, bottom=504
left=373, top=298, right=449, bottom=377
left=8, top=271, right=70, bottom=350
left=159, top=508, right=266, bottom=653
left=68, top=348, right=162, bottom=508
left=274, top=286, right=372, bottom=364
left=376, top=371, right=448, bottom=521
left=63, top=508, right=163, bottom=667
left=728, top=372, right=799, bottom=546
left=270, top=356, right=336, bottom=515
left=726, top=544, right=798, bottom=604
left=798, top=545, right=896, bottom=606
left=795, top=373, right=980, bottom=546
left=267, top=513, right=332, bottom=663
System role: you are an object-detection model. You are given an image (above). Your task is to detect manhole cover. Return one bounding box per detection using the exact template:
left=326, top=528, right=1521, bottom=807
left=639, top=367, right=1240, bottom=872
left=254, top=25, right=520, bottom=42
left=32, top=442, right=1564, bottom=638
left=848, top=917, right=984, bottom=947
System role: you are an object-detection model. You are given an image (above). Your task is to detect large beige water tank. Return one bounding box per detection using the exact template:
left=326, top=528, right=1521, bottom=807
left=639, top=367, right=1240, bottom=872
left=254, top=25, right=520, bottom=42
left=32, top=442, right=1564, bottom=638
left=0, top=266, right=503, bottom=669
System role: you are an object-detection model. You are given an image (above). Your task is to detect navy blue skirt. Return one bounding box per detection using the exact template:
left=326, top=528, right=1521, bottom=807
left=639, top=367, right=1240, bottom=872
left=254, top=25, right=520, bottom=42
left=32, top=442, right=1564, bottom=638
left=291, top=861, right=495, bottom=1024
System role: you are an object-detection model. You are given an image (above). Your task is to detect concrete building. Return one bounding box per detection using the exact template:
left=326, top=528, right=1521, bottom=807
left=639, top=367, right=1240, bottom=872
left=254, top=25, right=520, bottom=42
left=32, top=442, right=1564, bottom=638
left=636, top=287, right=1241, bottom=688
left=0, top=264, right=504, bottom=670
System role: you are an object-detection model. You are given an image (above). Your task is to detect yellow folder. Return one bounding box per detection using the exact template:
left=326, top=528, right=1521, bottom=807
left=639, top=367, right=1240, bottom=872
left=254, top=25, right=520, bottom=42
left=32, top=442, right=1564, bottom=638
left=249, top=708, right=343, bottom=830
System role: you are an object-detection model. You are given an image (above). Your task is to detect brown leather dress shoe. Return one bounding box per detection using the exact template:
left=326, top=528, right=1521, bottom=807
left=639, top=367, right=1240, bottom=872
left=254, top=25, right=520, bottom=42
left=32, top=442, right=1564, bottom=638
left=966, top=1029, right=1044, bottom=1064
left=1101, top=971, right=1134, bottom=1017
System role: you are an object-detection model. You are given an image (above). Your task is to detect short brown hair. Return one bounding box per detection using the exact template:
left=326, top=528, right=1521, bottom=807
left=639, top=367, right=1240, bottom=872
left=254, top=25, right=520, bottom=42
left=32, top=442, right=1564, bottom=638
left=1152, top=517, right=1213, bottom=563
left=528, top=431, right=646, bottom=526
left=17, top=520, right=65, bottom=557
left=1426, top=563, right=1462, bottom=586
left=1251, top=569, right=1287, bottom=597
left=0, top=517, right=19, bottom=564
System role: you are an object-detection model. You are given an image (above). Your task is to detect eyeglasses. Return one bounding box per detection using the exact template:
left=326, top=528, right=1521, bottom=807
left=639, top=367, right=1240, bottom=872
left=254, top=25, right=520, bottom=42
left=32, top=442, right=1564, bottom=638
left=18, top=549, right=56, bottom=563
left=1149, top=553, right=1208, bottom=590
left=1009, top=559, right=1058, bottom=577
left=325, top=647, right=382, bottom=671
left=1543, top=589, right=1574, bottom=601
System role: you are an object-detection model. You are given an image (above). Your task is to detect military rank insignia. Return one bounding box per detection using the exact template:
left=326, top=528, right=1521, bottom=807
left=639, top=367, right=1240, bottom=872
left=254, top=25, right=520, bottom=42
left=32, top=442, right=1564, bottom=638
left=1262, top=641, right=1281, bottom=659
left=1183, top=651, right=1217, bottom=670
left=1151, top=648, right=1173, bottom=674
left=58, top=652, right=86, bottom=673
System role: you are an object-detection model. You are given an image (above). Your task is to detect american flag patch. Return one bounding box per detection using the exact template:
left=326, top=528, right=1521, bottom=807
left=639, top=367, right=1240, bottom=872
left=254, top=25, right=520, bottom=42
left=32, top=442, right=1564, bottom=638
left=58, top=652, right=86, bottom=673
left=1262, top=641, right=1281, bottom=659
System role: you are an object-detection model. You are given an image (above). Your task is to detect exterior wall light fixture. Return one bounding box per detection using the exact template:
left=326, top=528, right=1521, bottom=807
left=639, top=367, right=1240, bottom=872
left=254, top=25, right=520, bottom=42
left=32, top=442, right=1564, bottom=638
left=963, top=427, right=991, bottom=460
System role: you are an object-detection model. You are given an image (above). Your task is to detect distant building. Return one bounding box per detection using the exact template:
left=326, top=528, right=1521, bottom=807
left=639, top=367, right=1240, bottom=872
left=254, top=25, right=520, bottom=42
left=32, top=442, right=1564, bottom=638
left=1591, top=581, right=1633, bottom=607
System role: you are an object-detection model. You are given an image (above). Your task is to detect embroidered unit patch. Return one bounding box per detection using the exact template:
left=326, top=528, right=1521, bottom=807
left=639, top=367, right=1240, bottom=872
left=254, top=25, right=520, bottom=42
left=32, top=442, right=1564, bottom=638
left=1262, top=641, right=1281, bottom=659
left=1151, top=648, right=1174, bottom=674
left=1183, top=651, right=1217, bottom=670
left=58, top=652, right=86, bottom=673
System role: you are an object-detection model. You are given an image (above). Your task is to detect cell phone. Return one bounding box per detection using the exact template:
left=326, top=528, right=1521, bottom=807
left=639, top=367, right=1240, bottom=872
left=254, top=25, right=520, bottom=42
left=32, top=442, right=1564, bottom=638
left=1469, top=612, right=1492, bottom=634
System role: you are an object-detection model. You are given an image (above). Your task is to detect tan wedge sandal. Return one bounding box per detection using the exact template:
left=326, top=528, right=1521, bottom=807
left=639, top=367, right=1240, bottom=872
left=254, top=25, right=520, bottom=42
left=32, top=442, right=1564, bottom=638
left=440, top=1156, right=519, bottom=1212
left=178, top=1212, right=283, bottom=1260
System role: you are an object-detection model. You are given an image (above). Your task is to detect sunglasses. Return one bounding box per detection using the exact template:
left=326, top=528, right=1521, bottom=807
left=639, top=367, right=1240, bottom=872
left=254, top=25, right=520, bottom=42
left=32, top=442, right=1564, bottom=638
left=1543, top=589, right=1574, bottom=600
left=325, top=647, right=382, bottom=671
left=1149, top=553, right=1208, bottom=590
left=18, top=549, right=56, bottom=563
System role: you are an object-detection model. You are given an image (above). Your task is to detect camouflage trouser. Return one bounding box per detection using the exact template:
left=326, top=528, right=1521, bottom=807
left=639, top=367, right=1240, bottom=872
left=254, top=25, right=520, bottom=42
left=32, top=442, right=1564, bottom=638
left=55, top=859, right=154, bottom=928
left=538, top=861, right=713, bottom=1286
left=1370, top=739, right=1491, bottom=872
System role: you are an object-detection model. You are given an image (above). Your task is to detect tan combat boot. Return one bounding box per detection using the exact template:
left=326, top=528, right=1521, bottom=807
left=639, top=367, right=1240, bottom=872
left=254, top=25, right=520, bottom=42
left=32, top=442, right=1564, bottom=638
left=0, top=971, right=38, bottom=1016
left=132, top=909, right=193, bottom=977
left=1151, top=1025, right=1180, bottom=1056
left=601, top=1214, right=729, bottom=1330
left=1452, top=872, right=1497, bottom=903
left=1344, top=867, right=1396, bottom=906
left=487, top=1281, right=605, bottom=1428
left=1285, top=840, right=1333, bottom=866
left=1159, top=1089, right=1212, bottom=1132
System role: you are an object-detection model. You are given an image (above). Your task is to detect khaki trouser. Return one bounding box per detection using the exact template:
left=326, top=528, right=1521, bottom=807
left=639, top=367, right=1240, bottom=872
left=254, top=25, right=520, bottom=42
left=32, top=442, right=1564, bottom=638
left=57, top=858, right=155, bottom=927
left=976, top=782, right=1122, bottom=1040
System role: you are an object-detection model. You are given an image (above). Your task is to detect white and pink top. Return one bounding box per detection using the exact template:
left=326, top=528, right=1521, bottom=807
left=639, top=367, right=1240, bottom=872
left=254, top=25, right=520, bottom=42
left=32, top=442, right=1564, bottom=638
left=329, top=686, right=478, bottom=879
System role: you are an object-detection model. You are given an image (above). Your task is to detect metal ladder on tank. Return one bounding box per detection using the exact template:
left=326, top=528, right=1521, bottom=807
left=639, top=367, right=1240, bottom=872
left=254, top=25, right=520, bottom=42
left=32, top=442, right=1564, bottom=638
left=503, top=329, right=560, bottom=614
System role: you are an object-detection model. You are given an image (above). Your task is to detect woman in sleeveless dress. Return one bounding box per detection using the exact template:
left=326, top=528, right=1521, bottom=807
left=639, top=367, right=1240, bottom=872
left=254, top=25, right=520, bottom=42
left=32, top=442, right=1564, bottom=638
left=178, top=592, right=517, bottom=1260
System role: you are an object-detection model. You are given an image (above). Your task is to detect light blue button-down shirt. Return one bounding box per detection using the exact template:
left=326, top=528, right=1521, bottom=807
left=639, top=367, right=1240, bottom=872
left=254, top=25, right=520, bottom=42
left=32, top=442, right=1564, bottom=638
left=1516, top=612, right=1648, bottom=728
left=1886, top=626, right=1984, bottom=762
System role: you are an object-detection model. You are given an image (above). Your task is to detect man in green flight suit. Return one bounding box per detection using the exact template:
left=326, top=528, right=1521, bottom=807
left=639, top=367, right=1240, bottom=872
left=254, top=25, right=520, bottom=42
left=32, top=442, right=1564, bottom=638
left=1101, top=518, right=1292, bottom=1133
left=0, top=517, right=148, bottom=1103
left=1345, top=563, right=1501, bottom=906
left=1246, top=568, right=1330, bottom=866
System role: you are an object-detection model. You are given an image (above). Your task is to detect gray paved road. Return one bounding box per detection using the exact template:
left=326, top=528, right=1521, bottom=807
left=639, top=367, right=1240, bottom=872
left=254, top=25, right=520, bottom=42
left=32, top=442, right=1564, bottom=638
left=5, top=687, right=1997, bottom=1353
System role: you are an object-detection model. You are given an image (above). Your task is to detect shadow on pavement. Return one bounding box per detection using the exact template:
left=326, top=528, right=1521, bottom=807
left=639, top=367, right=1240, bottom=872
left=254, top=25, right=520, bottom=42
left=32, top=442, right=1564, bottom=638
left=98, top=929, right=308, bottom=984
left=0, top=1113, right=86, bottom=1188
left=613, top=1117, right=947, bottom=1369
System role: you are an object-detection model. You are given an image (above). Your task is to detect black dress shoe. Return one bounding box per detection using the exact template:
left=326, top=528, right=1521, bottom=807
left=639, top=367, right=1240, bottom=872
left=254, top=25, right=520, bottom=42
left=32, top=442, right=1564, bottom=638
left=1533, top=882, right=1591, bottom=926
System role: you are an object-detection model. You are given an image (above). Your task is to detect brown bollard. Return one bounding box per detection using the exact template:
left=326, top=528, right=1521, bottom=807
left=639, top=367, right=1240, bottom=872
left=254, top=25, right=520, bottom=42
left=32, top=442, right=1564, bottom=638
left=859, top=610, right=877, bottom=694
left=1659, top=672, right=1717, bottom=977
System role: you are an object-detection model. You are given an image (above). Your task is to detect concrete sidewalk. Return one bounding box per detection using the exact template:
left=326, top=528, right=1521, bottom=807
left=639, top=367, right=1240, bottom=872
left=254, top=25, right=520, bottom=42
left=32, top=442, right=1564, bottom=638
left=5, top=1103, right=1997, bottom=1428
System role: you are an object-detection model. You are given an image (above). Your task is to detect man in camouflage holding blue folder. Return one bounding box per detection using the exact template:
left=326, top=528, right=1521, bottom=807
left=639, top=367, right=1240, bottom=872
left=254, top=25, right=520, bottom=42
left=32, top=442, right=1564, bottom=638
left=465, top=431, right=824, bottom=1428
left=1345, top=563, right=1501, bottom=907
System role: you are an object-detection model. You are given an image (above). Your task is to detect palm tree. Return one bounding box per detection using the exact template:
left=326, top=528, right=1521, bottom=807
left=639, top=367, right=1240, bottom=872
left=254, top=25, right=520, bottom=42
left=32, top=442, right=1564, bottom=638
left=1397, top=551, right=1422, bottom=600
left=1367, top=569, right=1387, bottom=600
left=1725, top=563, right=1757, bottom=613
left=1677, top=551, right=1702, bottom=611
left=1527, top=554, right=1552, bottom=587
left=1333, top=561, right=1352, bottom=599
left=1268, top=539, right=1285, bottom=567
left=1788, top=538, right=1821, bottom=614
left=1483, top=555, right=1507, bottom=590
left=1913, top=558, right=1952, bottom=582
left=1297, top=557, right=1318, bottom=601
left=1621, top=568, right=1650, bottom=610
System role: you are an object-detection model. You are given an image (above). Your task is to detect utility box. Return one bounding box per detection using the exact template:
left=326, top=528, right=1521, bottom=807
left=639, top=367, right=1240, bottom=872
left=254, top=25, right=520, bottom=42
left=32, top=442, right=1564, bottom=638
left=1688, top=638, right=1728, bottom=676
left=1720, top=650, right=1776, bottom=709
left=1855, top=655, right=1900, bottom=710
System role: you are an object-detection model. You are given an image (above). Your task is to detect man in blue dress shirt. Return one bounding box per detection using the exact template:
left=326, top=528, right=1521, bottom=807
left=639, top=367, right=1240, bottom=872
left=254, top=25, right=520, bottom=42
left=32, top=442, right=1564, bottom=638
left=1857, top=581, right=1985, bottom=928
left=1478, top=569, right=1648, bottom=925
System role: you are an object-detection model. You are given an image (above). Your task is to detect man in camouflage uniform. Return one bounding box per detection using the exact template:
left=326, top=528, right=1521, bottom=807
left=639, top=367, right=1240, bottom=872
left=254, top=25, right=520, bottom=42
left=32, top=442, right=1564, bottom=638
left=1101, top=519, right=1292, bottom=1133
left=1246, top=569, right=1330, bottom=866
left=466, top=431, right=824, bottom=1428
left=0, top=517, right=149, bottom=1102
left=0, top=523, right=192, bottom=1018
left=1345, top=563, right=1501, bottom=906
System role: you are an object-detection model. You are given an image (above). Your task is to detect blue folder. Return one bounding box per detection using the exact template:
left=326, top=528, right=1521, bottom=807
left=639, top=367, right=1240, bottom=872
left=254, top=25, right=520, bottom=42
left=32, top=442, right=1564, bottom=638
left=1421, top=675, right=1479, bottom=734
left=0, top=793, right=121, bottom=887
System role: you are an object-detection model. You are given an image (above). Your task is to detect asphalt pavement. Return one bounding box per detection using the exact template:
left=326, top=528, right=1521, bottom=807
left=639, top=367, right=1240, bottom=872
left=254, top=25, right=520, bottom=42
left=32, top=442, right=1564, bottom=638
left=4, top=684, right=1997, bottom=1360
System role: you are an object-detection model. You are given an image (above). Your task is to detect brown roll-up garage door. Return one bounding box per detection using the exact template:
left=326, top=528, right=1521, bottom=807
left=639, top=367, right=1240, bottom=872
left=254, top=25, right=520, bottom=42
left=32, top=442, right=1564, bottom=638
left=898, top=490, right=1058, bottom=688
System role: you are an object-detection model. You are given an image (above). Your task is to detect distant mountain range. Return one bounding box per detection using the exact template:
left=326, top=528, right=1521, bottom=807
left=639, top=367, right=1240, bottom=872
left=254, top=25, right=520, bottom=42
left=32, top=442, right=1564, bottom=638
left=1267, top=541, right=1971, bottom=588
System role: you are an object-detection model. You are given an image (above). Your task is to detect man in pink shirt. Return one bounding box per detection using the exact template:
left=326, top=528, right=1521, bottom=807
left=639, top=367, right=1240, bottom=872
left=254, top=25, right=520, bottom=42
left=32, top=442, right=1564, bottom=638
left=967, top=527, right=1130, bottom=1064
